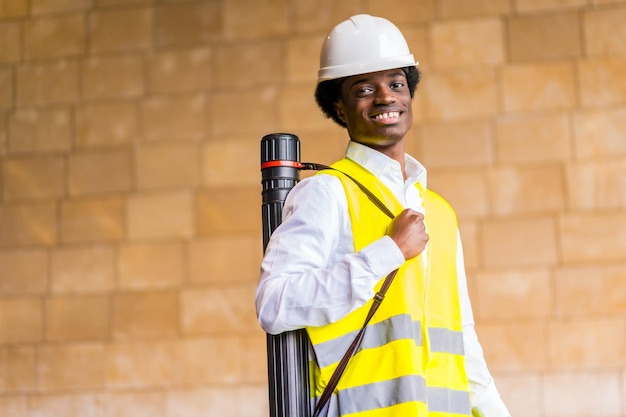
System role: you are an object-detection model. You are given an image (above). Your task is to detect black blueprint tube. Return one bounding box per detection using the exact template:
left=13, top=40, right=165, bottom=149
left=261, top=133, right=311, bottom=417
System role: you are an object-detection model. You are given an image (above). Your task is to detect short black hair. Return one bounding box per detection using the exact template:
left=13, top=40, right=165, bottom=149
left=314, top=66, right=421, bottom=128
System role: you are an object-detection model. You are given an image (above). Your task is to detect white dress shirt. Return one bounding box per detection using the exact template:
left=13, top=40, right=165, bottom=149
left=256, top=141, right=510, bottom=416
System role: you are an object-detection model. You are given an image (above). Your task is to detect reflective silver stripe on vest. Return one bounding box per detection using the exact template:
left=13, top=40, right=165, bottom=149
left=313, top=375, right=471, bottom=416
left=336, top=374, right=427, bottom=415
left=428, top=327, right=465, bottom=355
left=314, top=314, right=422, bottom=368
left=428, top=386, right=472, bottom=414
left=313, top=315, right=465, bottom=369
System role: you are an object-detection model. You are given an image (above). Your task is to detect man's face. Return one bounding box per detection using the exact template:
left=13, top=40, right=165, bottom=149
left=335, top=69, right=413, bottom=151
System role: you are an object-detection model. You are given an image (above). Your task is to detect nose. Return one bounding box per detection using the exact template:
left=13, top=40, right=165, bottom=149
left=373, top=86, right=396, bottom=105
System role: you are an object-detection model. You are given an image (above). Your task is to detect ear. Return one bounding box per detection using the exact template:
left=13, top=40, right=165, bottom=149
left=334, top=100, right=346, bottom=123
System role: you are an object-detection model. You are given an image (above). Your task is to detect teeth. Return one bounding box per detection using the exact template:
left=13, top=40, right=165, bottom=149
left=374, top=112, right=399, bottom=120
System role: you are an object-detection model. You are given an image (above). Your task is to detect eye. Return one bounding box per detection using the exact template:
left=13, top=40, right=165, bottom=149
left=355, top=86, right=374, bottom=97
left=391, top=81, right=405, bottom=90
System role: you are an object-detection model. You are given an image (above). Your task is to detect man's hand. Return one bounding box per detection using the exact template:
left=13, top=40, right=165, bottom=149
left=387, top=209, right=428, bottom=260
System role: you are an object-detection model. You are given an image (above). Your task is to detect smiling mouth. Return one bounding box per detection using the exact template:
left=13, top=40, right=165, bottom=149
left=372, top=111, right=401, bottom=121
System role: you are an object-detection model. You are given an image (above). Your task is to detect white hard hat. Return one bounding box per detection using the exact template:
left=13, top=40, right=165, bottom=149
left=317, top=14, right=418, bottom=83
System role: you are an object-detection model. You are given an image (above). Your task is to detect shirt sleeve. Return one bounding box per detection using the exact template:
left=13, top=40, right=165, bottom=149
left=255, top=174, right=405, bottom=335
left=457, top=232, right=511, bottom=417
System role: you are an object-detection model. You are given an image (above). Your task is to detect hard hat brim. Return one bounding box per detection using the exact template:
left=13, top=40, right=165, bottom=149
left=317, top=56, right=419, bottom=83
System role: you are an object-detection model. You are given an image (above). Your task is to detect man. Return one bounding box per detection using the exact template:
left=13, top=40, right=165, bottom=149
left=256, top=14, right=511, bottom=417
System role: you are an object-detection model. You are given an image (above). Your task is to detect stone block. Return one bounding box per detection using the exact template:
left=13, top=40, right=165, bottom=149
left=0, top=346, right=35, bottom=393
left=90, top=6, right=152, bottom=53
left=559, top=212, right=626, bottom=263
left=476, top=321, right=548, bottom=372
left=68, top=149, right=133, bottom=196
left=425, top=69, right=498, bottom=121
left=495, top=113, right=572, bottom=163
left=105, top=341, right=174, bottom=389
left=127, top=191, right=194, bottom=240
left=16, top=60, right=78, bottom=105
left=277, top=83, right=330, bottom=133
left=119, top=242, right=185, bottom=290
left=482, top=217, right=558, bottom=267
left=75, top=101, right=139, bottom=148
left=488, top=165, right=565, bottom=215
left=24, top=13, right=85, bottom=60
left=180, top=285, right=257, bottom=335
left=584, top=7, right=626, bottom=57
left=196, top=187, right=260, bottom=236
left=578, top=57, right=626, bottom=107
left=0, top=298, right=42, bottom=344
left=216, top=40, right=283, bottom=89
left=492, top=374, right=541, bottom=417
left=0, top=66, right=12, bottom=108
left=507, top=12, right=582, bottom=62
left=60, top=196, right=125, bottom=244
left=286, top=35, right=322, bottom=83
left=174, top=337, right=243, bottom=384
left=555, top=264, right=626, bottom=316
left=548, top=317, right=625, bottom=369
left=165, top=388, right=236, bottom=417
left=432, top=18, right=504, bottom=69
left=135, top=143, right=200, bottom=190
left=37, top=343, right=104, bottom=390
left=28, top=394, right=102, bottom=417
left=188, top=235, right=262, bottom=285
left=51, top=245, right=116, bottom=294
left=100, top=392, right=164, bottom=417
left=156, top=1, right=219, bottom=46
left=31, top=0, right=90, bottom=14
left=202, top=138, right=258, bottom=188
left=428, top=169, right=489, bottom=218
left=210, top=87, right=277, bottom=137
left=501, top=62, right=576, bottom=113
left=81, top=55, right=145, bottom=100
left=566, top=159, right=626, bottom=210
left=8, top=106, right=73, bottom=153
left=2, top=156, right=65, bottom=200
left=149, top=47, right=212, bottom=94
left=516, top=0, right=587, bottom=12
left=112, top=292, right=179, bottom=339
left=292, top=0, right=361, bottom=33
left=0, top=397, right=26, bottom=417
left=0, top=249, right=48, bottom=295
left=0, top=21, right=21, bottom=63
left=222, top=0, right=288, bottom=40
left=439, top=0, right=511, bottom=18
left=141, top=94, right=205, bottom=142
left=543, top=372, right=622, bottom=417
left=242, top=333, right=268, bottom=384
left=573, top=106, right=626, bottom=159
left=235, top=386, right=269, bottom=417
left=421, top=121, right=493, bottom=168
left=475, top=268, right=552, bottom=320
left=0, top=0, right=28, bottom=17
left=0, top=201, right=57, bottom=247
left=365, top=0, right=435, bottom=23
left=45, top=295, right=109, bottom=341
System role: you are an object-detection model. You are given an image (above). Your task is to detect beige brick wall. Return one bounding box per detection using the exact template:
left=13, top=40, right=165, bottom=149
left=0, top=1, right=625, bottom=416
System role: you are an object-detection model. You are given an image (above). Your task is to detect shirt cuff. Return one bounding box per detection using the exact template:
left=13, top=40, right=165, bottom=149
left=471, top=378, right=511, bottom=417
left=359, top=235, right=405, bottom=277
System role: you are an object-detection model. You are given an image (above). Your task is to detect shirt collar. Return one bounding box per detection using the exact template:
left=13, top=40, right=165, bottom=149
left=345, top=141, right=427, bottom=189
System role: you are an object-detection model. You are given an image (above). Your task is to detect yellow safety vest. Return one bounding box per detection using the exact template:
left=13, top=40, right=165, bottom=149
left=307, top=158, right=471, bottom=417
